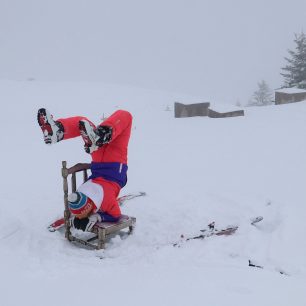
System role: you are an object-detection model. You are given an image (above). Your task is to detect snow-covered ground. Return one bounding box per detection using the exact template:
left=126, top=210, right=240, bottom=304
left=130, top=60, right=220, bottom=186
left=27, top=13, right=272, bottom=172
left=0, top=80, right=306, bottom=306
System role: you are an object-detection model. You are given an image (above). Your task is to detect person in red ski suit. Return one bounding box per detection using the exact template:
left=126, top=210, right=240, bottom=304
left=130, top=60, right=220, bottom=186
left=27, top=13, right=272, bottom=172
left=37, top=108, right=132, bottom=231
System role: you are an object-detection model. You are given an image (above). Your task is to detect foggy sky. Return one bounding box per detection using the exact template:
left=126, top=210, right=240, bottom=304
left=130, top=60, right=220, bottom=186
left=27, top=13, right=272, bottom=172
left=0, top=0, right=306, bottom=103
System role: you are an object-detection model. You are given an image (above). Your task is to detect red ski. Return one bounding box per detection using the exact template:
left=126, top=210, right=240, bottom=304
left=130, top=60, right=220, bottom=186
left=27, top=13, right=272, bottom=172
left=173, top=216, right=263, bottom=247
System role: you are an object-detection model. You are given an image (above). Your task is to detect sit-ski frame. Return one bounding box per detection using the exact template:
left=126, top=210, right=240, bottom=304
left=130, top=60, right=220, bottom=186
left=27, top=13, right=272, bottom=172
left=61, top=161, right=136, bottom=249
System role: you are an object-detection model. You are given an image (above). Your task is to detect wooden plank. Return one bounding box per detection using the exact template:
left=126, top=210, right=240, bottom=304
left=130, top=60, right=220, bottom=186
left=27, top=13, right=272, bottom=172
left=93, top=216, right=136, bottom=235
left=70, top=236, right=98, bottom=249
left=62, top=161, right=72, bottom=240
left=71, top=173, right=76, bottom=192
left=83, top=169, right=88, bottom=182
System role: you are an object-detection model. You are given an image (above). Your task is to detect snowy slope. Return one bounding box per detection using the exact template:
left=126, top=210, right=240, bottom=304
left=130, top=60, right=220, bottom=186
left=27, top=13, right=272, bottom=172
left=0, top=80, right=306, bottom=306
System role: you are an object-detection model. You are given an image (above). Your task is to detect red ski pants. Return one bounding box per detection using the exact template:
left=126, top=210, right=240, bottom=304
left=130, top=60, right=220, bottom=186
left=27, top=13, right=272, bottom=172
left=57, top=110, right=132, bottom=164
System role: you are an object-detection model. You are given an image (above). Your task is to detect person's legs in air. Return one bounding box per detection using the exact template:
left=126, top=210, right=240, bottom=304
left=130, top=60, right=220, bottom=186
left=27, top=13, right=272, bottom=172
left=38, top=108, right=132, bottom=163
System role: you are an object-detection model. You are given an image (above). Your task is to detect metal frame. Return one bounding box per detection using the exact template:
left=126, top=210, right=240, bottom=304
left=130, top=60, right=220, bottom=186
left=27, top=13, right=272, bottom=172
left=61, top=161, right=136, bottom=249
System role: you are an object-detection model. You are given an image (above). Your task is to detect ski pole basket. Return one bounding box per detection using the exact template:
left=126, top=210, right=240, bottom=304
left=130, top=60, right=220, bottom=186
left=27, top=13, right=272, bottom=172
left=61, top=161, right=136, bottom=250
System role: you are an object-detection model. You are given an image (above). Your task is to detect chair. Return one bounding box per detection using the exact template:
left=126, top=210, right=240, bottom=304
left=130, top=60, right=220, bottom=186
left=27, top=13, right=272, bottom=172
left=61, top=161, right=136, bottom=249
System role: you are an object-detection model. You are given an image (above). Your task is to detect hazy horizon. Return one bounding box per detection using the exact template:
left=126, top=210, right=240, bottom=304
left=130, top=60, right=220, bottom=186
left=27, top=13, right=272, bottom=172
left=1, top=0, right=306, bottom=104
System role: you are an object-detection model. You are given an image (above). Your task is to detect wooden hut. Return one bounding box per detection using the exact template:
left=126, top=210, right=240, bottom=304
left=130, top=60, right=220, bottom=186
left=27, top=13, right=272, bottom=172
left=275, top=88, right=306, bottom=105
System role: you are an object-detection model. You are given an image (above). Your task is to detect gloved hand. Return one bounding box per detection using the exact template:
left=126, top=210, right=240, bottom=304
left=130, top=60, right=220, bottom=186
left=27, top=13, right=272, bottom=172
left=70, top=213, right=102, bottom=232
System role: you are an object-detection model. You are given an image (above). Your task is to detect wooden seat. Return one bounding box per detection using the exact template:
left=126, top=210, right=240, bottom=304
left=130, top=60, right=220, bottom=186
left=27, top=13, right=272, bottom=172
left=69, top=215, right=136, bottom=250
left=61, top=161, right=136, bottom=250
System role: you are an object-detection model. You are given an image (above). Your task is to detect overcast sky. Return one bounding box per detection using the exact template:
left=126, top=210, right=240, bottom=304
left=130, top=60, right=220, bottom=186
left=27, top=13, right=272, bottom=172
left=0, top=0, right=306, bottom=103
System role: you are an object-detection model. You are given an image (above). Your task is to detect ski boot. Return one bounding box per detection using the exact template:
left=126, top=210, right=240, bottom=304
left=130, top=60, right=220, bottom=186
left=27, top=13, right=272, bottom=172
left=79, top=120, right=112, bottom=154
left=37, top=108, right=64, bottom=144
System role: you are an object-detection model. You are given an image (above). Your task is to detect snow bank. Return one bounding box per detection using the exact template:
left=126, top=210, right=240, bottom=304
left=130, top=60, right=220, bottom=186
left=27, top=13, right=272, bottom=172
left=275, top=87, right=306, bottom=94
left=0, top=80, right=305, bottom=306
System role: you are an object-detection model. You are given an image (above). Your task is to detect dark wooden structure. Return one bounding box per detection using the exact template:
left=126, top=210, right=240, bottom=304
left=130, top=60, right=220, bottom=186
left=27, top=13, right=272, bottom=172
left=275, top=89, right=306, bottom=105
left=61, top=161, right=136, bottom=249
left=174, top=102, right=210, bottom=118
left=174, top=102, right=244, bottom=119
left=208, top=109, right=244, bottom=118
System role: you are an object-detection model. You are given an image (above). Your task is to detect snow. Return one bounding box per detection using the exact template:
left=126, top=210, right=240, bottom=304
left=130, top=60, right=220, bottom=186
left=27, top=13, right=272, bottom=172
left=208, top=103, right=244, bottom=112
left=1, top=80, right=306, bottom=306
left=275, top=87, right=306, bottom=94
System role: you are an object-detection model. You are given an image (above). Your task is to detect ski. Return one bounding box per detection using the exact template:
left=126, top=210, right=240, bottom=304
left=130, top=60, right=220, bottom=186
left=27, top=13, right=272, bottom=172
left=250, top=216, right=263, bottom=225
left=173, top=216, right=263, bottom=247
left=47, top=191, right=146, bottom=232
left=118, top=191, right=146, bottom=205
left=173, top=223, right=237, bottom=247
left=248, top=259, right=289, bottom=276
left=47, top=218, right=65, bottom=232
